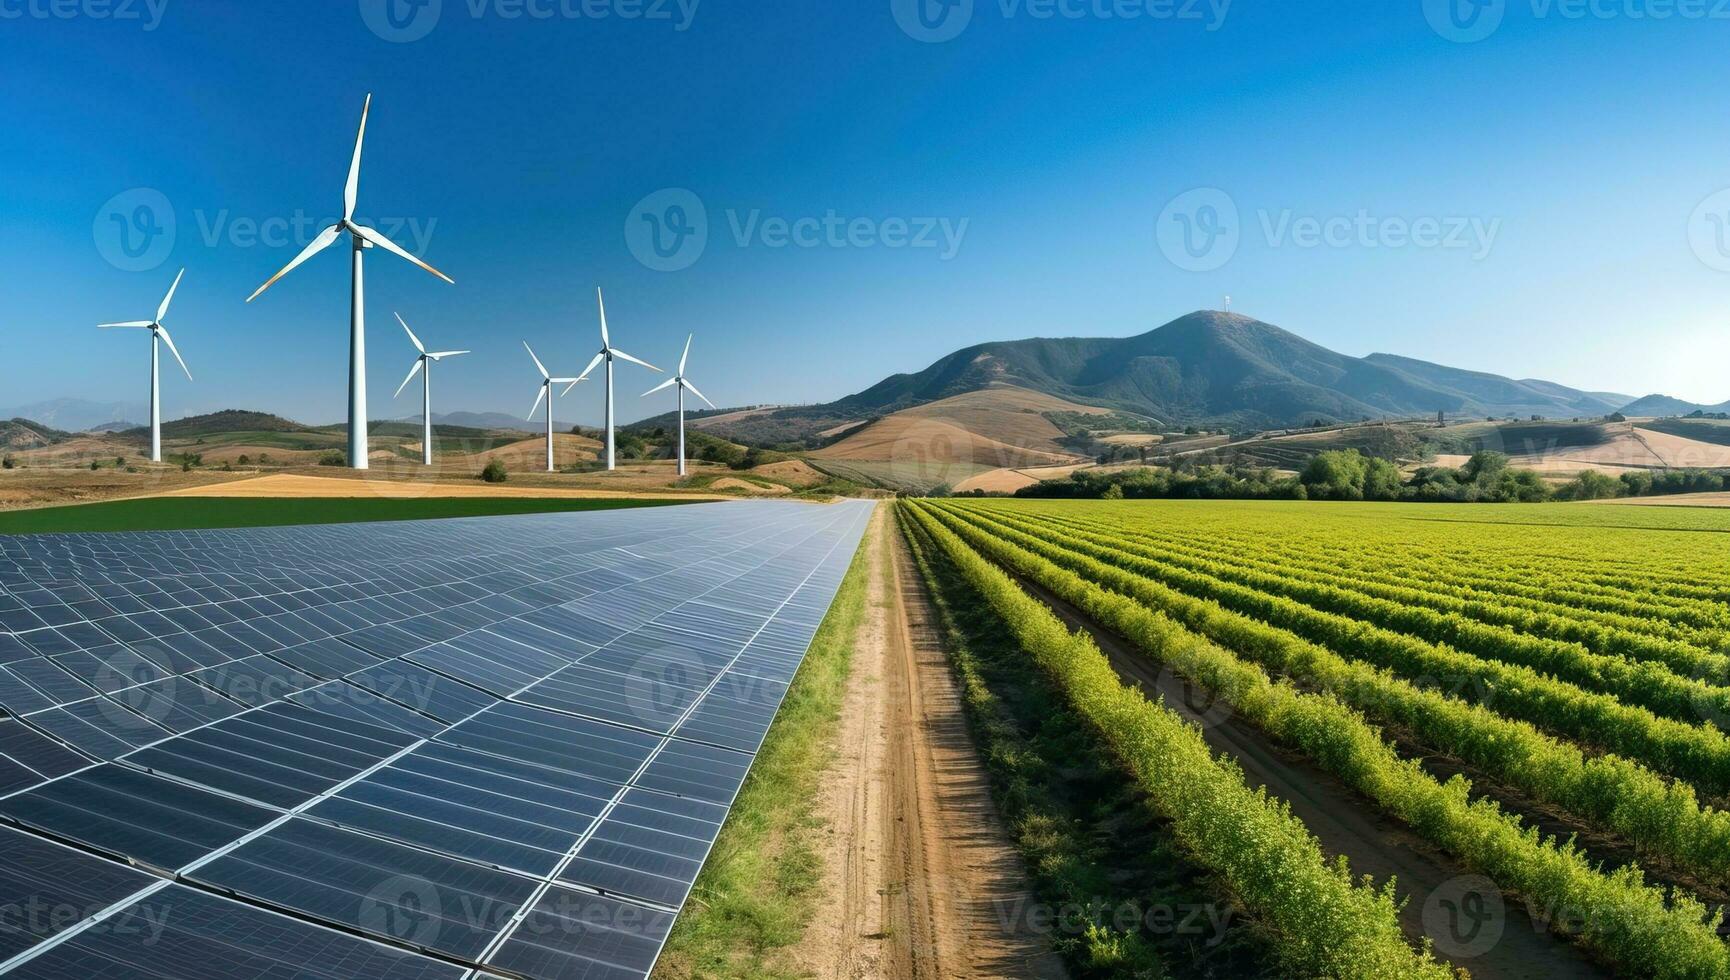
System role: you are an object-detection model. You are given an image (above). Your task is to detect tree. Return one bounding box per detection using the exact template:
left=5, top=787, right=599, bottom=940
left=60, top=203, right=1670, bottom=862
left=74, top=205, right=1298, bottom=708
left=480, top=460, right=508, bottom=483
left=1301, top=450, right=1369, bottom=500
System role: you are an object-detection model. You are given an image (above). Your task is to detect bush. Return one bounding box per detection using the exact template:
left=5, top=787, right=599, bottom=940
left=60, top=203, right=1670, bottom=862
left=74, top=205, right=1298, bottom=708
left=0, top=455, right=12, bottom=470
left=480, top=460, right=508, bottom=483
left=89, top=460, right=100, bottom=471
left=237, top=454, right=250, bottom=466
left=317, top=450, right=346, bottom=467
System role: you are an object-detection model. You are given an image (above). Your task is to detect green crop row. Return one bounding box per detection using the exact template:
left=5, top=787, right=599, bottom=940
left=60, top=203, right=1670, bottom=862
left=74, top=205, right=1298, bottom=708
left=898, top=503, right=1454, bottom=979
left=1014, top=508, right=1730, bottom=712
left=930, top=502, right=1730, bottom=883
left=956, top=504, right=1730, bottom=799
left=914, top=501, right=1730, bottom=979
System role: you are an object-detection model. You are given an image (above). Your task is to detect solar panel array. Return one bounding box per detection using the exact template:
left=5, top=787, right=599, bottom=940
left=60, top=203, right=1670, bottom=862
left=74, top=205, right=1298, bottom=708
left=0, top=498, right=874, bottom=979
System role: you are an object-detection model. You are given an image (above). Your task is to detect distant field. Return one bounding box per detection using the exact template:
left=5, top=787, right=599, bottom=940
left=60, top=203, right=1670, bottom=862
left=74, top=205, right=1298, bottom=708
left=0, top=495, right=697, bottom=534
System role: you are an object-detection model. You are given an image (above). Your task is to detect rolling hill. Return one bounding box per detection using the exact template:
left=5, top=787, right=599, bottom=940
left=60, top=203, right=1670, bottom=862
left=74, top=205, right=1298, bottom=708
left=673, top=311, right=1644, bottom=447
left=1618, top=394, right=1730, bottom=417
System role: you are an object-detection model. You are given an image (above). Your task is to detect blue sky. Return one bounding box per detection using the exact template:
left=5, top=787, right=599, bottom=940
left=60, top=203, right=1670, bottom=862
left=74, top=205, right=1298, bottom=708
left=3, top=0, right=1729, bottom=426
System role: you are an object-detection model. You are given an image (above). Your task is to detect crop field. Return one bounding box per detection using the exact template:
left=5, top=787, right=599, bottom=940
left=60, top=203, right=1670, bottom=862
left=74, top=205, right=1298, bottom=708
left=901, top=497, right=1730, bottom=978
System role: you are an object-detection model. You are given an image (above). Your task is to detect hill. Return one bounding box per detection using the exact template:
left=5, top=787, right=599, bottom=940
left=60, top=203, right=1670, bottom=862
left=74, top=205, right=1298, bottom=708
left=0, top=418, right=74, bottom=452
left=1618, top=394, right=1730, bottom=417
left=679, top=312, right=1641, bottom=446
left=122, top=410, right=309, bottom=439
left=0, top=398, right=145, bottom=433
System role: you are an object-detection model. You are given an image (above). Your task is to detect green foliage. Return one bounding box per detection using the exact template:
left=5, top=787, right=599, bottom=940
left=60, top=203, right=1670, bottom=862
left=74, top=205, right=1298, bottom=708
left=479, top=460, right=508, bottom=483
left=1, top=454, right=13, bottom=470
left=317, top=450, right=345, bottom=467
left=0, top=497, right=694, bottom=534
left=902, top=503, right=1451, bottom=979
left=920, top=500, right=1730, bottom=978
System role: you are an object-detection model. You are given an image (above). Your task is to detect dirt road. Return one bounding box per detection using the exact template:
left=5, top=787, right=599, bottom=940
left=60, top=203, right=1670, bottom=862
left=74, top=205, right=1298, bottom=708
left=794, top=509, right=1064, bottom=979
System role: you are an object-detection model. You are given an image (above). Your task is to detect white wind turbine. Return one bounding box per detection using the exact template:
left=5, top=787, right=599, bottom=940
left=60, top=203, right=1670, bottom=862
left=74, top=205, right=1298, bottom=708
left=392, top=313, right=469, bottom=465
left=570, top=288, right=659, bottom=471
left=99, top=268, right=193, bottom=463
left=526, top=342, right=583, bottom=472
left=642, top=334, right=715, bottom=477
left=245, top=93, right=454, bottom=470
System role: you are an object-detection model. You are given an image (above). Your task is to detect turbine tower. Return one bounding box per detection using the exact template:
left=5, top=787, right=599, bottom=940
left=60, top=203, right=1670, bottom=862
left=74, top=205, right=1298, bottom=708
left=642, top=334, right=715, bottom=477
left=573, top=288, right=660, bottom=471
left=99, top=268, right=192, bottom=463
left=392, top=313, right=469, bottom=465
left=526, top=342, right=582, bottom=472
left=245, top=93, right=454, bottom=470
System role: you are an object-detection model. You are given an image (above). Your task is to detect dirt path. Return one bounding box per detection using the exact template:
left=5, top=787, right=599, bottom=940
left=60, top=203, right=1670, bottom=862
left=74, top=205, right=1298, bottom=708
left=793, top=508, right=1064, bottom=979
left=1013, top=574, right=1608, bottom=980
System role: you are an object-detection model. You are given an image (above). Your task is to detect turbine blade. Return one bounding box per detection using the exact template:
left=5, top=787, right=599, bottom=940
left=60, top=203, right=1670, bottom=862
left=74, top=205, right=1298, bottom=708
left=156, top=326, right=192, bottom=381
left=682, top=378, right=716, bottom=409
left=576, top=351, right=605, bottom=382
left=642, top=377, right=678, bottom=397
left=610, top=348, right=661, bottom=373
left=596, top=287, right=609, bottom=348
left=560, top=378, right=584, bottom=396
left=529, top=384, right=547, bottom=421
left=156, top=268, right=185, bottom=322
left=345, top=93, right=371, bottom=222
left=679, top=333, right=692, bottom=376
left=247, top=224, right=342, bottom=302
left=394, top=357, right=424, bottom=399
left=98, top=321, right=154, bottom=328
left=427, top=350, right=468, bottom=360
left=523, top=341, right=549, bottom=379
left=351, top=223, right=453, bottom=284
left=395, top=312, right=425, bottom=353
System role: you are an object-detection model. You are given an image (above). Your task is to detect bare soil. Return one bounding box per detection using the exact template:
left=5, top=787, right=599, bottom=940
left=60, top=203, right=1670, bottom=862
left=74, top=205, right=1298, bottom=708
left=794, top=509, right=1063, bottom=979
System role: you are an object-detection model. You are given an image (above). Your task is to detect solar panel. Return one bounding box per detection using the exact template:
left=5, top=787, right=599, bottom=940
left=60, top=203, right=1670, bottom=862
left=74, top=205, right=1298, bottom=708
left=0, top=499, right=873, bottom=977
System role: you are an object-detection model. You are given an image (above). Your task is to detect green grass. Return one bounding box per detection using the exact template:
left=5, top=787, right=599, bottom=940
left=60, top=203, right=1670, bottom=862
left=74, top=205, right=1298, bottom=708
left=0, top=496, right=698, bottom=535
left=653, top=506, right=874, bottom=979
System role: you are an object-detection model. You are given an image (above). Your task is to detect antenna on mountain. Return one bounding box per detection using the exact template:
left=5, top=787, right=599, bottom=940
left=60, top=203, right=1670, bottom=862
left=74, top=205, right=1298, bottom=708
left=1223, top=295, right=1232, bottom=312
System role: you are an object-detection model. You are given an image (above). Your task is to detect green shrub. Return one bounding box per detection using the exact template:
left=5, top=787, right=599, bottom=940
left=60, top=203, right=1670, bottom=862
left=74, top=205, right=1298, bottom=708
left=480, top=460, right=508, bottom=483
left=317, top=450, right=346, bottom=467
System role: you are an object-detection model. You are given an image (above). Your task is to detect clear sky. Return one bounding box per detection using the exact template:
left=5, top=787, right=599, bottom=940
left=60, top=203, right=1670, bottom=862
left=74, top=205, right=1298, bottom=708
left=3, top=0, right=1729, bottom=426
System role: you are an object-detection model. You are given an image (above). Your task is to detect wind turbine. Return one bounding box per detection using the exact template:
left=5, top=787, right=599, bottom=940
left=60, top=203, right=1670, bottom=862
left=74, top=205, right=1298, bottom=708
left=526, top=342, right=582, bottom=472
left=245, top=93, right=454, bottom=470
left=642, top=334, right=715, bottom=477
left=571, top=288, right=659, bottom=471
left=99, top=268, right=192, bottom=463
left=392, top=313, right=469, bottom=465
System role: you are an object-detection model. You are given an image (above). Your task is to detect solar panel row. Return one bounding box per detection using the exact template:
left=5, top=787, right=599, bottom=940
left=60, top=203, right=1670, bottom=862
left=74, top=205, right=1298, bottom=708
left=0, top=499, right=873, bottom=978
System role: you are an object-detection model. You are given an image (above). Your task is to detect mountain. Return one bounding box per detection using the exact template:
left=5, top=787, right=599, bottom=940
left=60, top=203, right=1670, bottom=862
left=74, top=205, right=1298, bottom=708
left=0, top=398, right=147, bottom=433
left=819, top=311, right=1630, bottom=432
left=87, top=420, right=143, bottom=433
left=1618, top=394, right=1730, bottom=417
